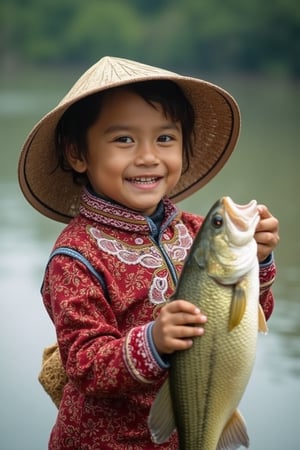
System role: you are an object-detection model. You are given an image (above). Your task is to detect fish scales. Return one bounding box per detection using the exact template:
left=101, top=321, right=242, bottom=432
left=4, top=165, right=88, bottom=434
left=148, top=197, right=265, bottom=450
left=170, top=264, right=258, bottom=449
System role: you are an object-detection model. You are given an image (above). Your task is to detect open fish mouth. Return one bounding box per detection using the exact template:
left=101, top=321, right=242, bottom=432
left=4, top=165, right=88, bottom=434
left=223, top=196, right=260, bottom=246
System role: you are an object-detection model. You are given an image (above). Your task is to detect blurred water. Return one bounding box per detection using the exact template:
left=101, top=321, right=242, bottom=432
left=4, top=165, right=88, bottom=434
left=1, top=74, right=299, bottom=449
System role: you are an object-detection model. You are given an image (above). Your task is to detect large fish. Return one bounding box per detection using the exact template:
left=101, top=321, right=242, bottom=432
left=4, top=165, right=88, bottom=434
left=148, top=196, right=268, bottom=450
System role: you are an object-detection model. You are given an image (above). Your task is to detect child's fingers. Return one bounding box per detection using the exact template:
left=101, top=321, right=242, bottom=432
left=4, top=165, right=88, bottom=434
left=162, top=299, right=207, bottom=322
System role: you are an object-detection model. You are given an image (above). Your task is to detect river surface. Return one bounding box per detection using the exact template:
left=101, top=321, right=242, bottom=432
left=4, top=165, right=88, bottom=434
left=0, top=71, right=299, bottom=449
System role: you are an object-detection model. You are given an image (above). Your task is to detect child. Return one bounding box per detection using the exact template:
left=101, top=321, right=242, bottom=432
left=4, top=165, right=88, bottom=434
left=18, top=56, right=279, bottom=449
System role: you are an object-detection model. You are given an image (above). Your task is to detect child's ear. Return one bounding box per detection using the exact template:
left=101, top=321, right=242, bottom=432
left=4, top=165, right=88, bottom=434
left=66, top=144, right=87, bottom=173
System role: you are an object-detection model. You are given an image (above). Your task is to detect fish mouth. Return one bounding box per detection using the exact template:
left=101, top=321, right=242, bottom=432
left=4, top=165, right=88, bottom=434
left=223, top=197, right=260, bottom=245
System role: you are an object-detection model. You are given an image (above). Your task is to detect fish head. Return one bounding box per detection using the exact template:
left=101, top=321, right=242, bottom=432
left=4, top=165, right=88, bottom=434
left=193, top=196, right=260, bottom=284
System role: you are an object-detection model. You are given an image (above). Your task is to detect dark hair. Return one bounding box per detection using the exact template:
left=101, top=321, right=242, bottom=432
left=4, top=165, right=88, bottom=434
left=55, top=80, right=195, bottom=185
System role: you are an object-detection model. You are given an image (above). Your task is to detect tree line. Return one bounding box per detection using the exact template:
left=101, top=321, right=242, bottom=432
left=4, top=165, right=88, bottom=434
left=1, top=0, right=299, bottom=77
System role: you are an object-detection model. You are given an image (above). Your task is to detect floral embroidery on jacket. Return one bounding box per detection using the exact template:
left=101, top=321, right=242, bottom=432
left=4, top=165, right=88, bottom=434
left=88, top=222, right=193, bottom=305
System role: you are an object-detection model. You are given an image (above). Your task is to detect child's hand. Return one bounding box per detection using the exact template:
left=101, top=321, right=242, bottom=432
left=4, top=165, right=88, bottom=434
left=255, top=205, right=280, bottom=262
left=151, top=300, right=207, bottom=355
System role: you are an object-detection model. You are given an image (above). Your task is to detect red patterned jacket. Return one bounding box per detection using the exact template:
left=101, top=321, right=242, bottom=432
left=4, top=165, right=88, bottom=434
left=42, top=187, right=276, bottom=450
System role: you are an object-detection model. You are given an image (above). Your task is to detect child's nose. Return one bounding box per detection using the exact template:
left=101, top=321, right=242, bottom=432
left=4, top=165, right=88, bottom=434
left=135, top=143, right=159, bottom=165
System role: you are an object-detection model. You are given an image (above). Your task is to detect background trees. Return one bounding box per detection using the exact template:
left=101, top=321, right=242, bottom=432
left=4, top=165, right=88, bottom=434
left=1, top=0, right=299, bottom=77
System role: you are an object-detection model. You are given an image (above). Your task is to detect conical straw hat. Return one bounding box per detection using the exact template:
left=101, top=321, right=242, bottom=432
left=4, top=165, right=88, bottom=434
left=18, top=56, right=240, bottom=223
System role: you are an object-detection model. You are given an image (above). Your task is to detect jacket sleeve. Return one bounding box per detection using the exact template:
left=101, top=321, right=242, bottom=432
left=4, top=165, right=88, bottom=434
left=258, top=255, right=277, bottom=320
left=42, top=255, right=167, bottom=398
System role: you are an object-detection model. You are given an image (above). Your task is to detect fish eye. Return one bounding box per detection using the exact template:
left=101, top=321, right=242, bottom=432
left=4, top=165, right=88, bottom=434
left=212, top=214, right=223, bottom=228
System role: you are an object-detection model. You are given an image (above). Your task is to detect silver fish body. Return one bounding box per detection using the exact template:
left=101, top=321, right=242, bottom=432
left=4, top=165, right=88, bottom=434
left=149, top=197, right=267, bottom=450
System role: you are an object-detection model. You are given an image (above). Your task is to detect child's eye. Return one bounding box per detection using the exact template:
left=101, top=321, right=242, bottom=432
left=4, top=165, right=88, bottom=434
left=157, top=135, right=173, bottom=143
left=115, top=136, right=133, bottom=143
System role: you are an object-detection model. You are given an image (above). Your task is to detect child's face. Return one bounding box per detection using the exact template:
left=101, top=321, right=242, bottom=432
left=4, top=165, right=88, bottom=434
left=69, top=89, right=183, bottom=216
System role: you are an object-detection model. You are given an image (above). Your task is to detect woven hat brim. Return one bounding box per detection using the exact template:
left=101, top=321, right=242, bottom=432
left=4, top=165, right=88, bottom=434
left=18, top=57, right=240, bottom=223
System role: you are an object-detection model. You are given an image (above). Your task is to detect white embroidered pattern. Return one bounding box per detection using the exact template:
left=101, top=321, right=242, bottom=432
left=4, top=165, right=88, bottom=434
left=89, top=224, right=192, bottom=304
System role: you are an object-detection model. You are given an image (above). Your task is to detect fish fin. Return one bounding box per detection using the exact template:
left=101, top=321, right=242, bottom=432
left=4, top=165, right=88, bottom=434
left=228, top=282, right=247, bottom=331
left=148, top=378, right=176, bottom=444
left=258, top=304, right=269, bottom=334
left=217, top=409, right=250, bottom=450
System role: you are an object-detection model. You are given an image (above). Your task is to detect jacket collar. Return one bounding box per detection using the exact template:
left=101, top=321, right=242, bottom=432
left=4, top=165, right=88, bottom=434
left=79, top=186, right=179, bottom=234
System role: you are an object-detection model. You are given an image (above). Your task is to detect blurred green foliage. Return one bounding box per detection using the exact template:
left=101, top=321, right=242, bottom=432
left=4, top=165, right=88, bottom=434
left=1, top=0, right=299, bottom=77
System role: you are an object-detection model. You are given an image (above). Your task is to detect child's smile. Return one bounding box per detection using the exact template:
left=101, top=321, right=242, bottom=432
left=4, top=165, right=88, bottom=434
left=125, top=175, right=163, bottom=189
left=69, top=88, right=183, bottom=216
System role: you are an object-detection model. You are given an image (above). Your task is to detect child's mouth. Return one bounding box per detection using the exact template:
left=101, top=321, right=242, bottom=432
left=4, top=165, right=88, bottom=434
left=127, top=176, right=161, bottom=185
